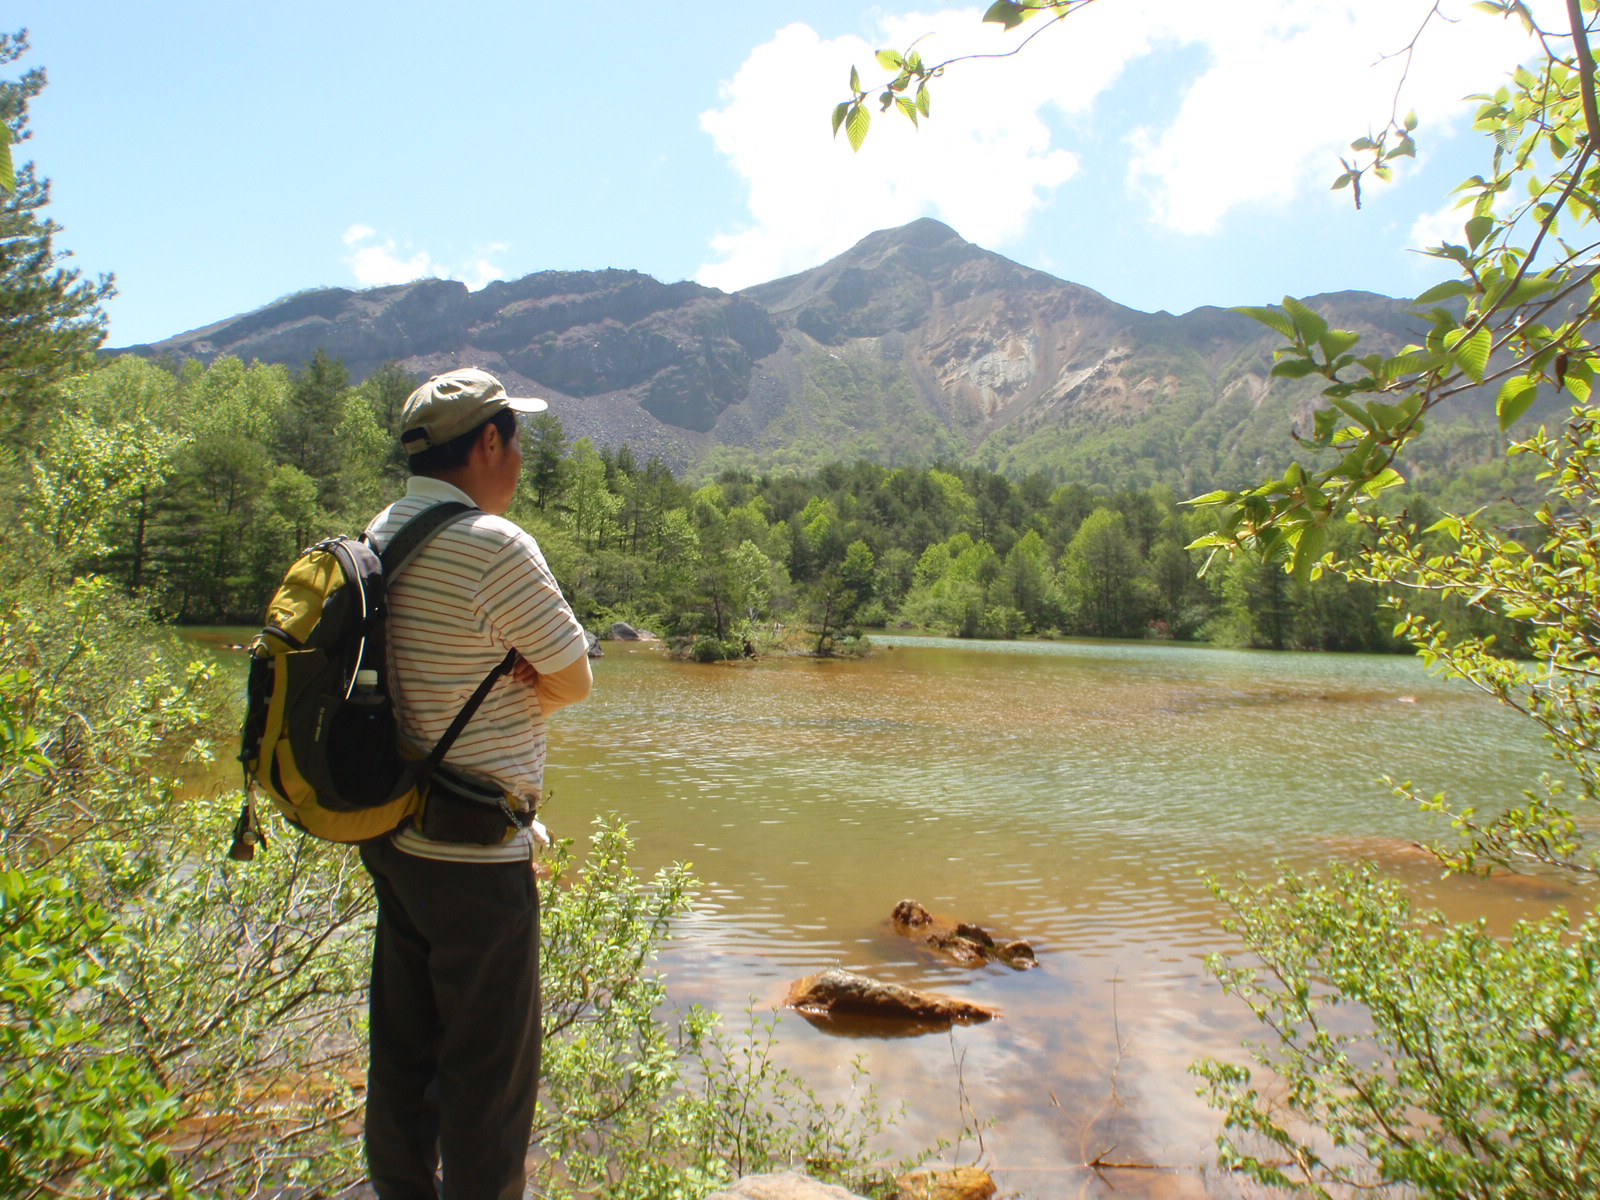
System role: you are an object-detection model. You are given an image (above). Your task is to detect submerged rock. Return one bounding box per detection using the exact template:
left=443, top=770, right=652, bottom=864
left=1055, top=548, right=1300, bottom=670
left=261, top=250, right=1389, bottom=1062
left=890, top=899, right=1038, bottom=970
left=894, top=1167, right=997, bottom=1200
left=783, top=967, right=998, bottom=1028
left=705, top=1170, right=867, bottom=1200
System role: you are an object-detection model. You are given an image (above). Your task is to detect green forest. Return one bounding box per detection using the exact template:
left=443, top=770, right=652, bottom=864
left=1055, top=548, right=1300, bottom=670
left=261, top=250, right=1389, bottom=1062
left=52, top=348, right=1527, bottom=660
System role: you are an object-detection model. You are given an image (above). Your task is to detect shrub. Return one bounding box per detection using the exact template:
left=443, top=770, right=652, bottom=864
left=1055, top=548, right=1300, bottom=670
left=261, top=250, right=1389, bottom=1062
left=1197, top=865, right=1600, bottom=1197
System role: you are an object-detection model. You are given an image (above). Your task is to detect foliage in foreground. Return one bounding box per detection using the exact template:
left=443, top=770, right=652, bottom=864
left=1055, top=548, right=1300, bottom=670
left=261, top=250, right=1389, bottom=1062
left=1183, top=5, right=1600, bottom=1197
left=0, top=580, right=922, bottom=1198
left=1197, top=866, right=1600, bottom=1199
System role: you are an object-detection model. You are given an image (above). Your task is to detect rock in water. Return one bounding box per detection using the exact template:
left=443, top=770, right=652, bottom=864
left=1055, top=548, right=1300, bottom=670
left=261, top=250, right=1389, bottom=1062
left=783, top=967, right=998, bottom=1026
left=953, top=921, right=994, bottom=948
left=892, top=898, right=933, bottom=927
left=997, top=939, right=1036, bottom=967
left=704, top=1171, right=868, bottom=1200
left=890, top=901, right=1038, bottom=971
left=894, top=1168, right=997, bottom=1200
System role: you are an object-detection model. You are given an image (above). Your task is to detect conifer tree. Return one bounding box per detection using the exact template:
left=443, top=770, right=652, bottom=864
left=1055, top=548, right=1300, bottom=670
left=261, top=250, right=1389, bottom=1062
left=275, top=347, right=349, bottom=509
left=0, top=30, right=113, bottom=448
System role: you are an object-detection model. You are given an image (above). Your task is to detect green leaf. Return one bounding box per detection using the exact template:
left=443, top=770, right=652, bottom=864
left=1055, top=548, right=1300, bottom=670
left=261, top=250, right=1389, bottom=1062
left=1452, top=326, right=1491, bottom=383
left=1412, top=279, right=1471, bottom=305
left=849, top=66, right=861, bottom=94
left=916, top=84, right=931, bottom=117
left=1328, top=396, right=1377, bottom=431
left=831, top=102, right=850, bottom=137
left=1318, top=329, right=1360, bottom=358
left=1368, top=401, right=1418, bottom=433
left=1282, top=297, right=1328, bottom=342
left=875, top=49, right=904, bottom=70
left=1270, top=358, right=1317, bottom=379
left=983, top=0, right=1029, bottom=29
left=1233, top=305, right=1295, bottom=339
left=1506, top=275, right=1558, bottom=306
left=895, top=95, right=918, bottom=125
left=0, top=129, right=12, bottom=195
left=1465, top=214, right=1495, bottom=250
left=1382, top=350, right=1446, bottom=380
left=1361, top=467, right=1405, bottom=496
left=1290, top=524, right=1327, bottom=585
left=1566, top=362, right=1594, bottom=403
left=1497, top=376, right=1539, bottom=429
left=1403, top=109, right=1418, bottom=131
left=845, top=103, right=871, bottom=152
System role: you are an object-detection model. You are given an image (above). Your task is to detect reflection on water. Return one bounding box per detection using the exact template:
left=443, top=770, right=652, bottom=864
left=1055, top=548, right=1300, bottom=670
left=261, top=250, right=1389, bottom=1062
left=538, top=637, right=1585, bottom=1197
left=186, top=629, right=1587, bottom=1196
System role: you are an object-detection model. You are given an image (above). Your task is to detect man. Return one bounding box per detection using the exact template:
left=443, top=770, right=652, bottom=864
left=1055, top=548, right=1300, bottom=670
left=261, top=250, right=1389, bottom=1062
left=358, top=367, right=592, bottom=1200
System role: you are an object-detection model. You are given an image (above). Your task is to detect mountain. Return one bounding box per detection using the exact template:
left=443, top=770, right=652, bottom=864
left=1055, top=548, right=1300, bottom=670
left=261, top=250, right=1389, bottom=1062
left=117, top=219, right=1514, bottom=492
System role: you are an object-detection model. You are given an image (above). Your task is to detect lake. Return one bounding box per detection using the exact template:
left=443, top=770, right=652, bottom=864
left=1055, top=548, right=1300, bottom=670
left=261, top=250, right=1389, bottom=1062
left=194, top=629, right=1585, bottom=1197
left=543, top=635, right=1583, bottom=1198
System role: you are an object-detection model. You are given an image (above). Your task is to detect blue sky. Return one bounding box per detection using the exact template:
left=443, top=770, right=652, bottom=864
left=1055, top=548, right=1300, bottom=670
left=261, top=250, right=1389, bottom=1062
left=28, top=1, right=1544, bottom=347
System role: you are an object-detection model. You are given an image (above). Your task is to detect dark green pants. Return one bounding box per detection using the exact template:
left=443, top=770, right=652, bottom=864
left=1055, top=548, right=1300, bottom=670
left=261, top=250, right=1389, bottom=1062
left=359, top=838, right=540, bottom=1200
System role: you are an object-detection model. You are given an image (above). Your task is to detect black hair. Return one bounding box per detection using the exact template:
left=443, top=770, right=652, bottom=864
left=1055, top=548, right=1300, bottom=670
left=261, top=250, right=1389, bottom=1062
left=408, top=408, right=517, bottom=476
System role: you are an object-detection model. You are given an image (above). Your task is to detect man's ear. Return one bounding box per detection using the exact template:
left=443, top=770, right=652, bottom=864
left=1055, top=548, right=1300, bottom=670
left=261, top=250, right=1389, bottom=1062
left=473, top=419, right=502, bottom=461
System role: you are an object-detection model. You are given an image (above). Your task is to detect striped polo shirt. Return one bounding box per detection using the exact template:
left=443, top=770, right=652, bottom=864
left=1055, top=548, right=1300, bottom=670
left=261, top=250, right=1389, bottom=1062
left=364, top=476, right=588, bottom=862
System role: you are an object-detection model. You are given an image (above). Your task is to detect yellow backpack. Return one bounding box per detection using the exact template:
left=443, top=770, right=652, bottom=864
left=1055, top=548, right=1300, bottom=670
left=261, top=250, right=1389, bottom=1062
left=230, top=503, right=515, bottom=854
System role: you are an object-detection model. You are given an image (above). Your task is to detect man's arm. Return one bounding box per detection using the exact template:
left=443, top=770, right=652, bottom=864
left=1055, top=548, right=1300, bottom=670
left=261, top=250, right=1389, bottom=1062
left=513, top=653, right=592, bottom=716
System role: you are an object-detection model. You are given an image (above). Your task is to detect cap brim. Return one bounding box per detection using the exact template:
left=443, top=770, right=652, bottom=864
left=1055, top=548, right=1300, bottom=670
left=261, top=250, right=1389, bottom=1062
left=504, top=396, right=549, bottom=415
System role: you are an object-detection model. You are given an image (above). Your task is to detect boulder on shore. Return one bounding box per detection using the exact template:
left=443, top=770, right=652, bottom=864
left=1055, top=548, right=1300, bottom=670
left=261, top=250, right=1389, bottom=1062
left=890, top=900, right=1037, bottom=970
left=783, top=967, right=998, bottom=1028
left=583, top=628, right=603, bottom=658
left=606, top=621, right=661, bottom=641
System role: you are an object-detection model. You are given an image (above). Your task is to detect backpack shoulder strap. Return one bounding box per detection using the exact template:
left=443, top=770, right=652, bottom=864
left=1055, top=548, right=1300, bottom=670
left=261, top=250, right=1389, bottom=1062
left=374, top=501, right=478, bottom=581
left=366, top=499, right=515, bottom=788
left=414, top=647, right=520, bottom=791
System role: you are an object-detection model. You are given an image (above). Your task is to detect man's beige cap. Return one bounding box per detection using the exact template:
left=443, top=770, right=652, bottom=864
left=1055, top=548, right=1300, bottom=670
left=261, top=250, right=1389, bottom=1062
left=399, top=367, right=547, bottom=455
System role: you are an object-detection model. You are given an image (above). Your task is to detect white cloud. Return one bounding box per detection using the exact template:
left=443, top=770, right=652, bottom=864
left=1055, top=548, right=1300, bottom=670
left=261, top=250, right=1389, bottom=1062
left=698, top=2, right=1542, bottom=281
left=696, top=17, right=1090, bottom=291
left=342, top=224, right=439, bottom=287
left=340, top=225, right=509, bottom=290
left=1124, top=0, right=1541, bottom=234
left=1408, top=198, right=1472, bottom=252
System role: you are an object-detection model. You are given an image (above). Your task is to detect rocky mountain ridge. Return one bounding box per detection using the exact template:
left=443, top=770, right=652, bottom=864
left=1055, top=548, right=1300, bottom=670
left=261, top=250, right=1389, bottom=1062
left=119, top=219, right=1493, bottom=491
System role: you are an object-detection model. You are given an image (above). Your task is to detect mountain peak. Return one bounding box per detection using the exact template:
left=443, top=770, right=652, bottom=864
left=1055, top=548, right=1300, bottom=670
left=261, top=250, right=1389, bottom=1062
left=855, top=217, right=965, bottom=251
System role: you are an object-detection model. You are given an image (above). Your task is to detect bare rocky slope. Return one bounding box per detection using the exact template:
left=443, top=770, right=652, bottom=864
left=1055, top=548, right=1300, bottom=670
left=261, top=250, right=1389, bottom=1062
left=119, top=219, right=1502, bottom=490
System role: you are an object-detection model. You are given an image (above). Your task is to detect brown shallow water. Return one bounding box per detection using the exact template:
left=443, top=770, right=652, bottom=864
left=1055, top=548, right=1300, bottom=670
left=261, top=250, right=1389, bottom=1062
left=192, top=630, right=1589, bottom=1197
